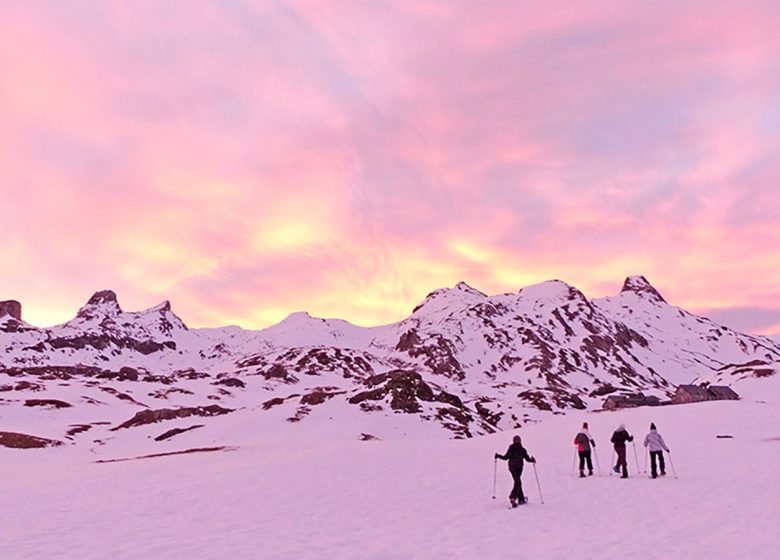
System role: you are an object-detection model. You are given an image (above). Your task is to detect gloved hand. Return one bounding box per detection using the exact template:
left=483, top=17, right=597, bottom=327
left=530, top=456, right=537, bottom=463
left=494, top=453, right=500, bottom=459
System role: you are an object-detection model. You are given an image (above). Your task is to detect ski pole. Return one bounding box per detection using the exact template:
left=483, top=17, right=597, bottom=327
left=492, top=458, right=497, bottom=499
left=593, top=447, right=602, bottom=476
left=532, top=462, right=544, bottom=504
left=610, top=449, right=616, bottom=476
left=668, top=451, right=678, bottom=479
left=643, top=447, right=648, bottom=474
left=632, top=441, right=640, bottom=472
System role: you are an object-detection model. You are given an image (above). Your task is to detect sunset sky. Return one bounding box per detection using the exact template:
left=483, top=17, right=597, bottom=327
left=2, top=1, right=779, bottom=335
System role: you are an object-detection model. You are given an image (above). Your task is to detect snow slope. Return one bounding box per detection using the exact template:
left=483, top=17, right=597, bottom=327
left=2, top=384, right=779, bottom=559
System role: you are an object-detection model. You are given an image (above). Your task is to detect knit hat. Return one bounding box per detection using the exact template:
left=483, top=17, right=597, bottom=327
left=650, top=423, right=657, bottom=430
left=582, top=422, right=589, bottom=429
left=618, top=423, right=625, bottom=430
left=513, top=435, right=522, bottom=443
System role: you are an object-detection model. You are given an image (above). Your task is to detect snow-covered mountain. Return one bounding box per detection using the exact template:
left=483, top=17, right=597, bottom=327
left=2, top=276, right=779, bottom=451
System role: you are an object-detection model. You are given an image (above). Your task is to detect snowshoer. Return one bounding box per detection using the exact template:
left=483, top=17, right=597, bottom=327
left=643, top=423, right=670, bottom=479
left=495, top=435, right=536, bottom=507
left=573, top=422, right=596, bottom=477
left=610, top=424, right=633, bottom=478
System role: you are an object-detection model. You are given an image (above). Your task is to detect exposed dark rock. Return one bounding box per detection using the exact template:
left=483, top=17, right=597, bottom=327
left=395, top=330, right=465, bottom=379
left=590, top=384, right=618, bottom=397
left=0, top=431, right=63, bottom=449
left=100, top=387, right=147, bottom=407
left=0, top=380, right=44, bottom=392
left=112, top=405, right=233, bottom=431
left=349, top=370, right=432, bottom=413
left=24, top=399, right=72, bottom=409
left=87, top=290, right=119, bottom=307
left=66, top=424, right=92, bottom=437
left=154, top=424, right=205, bottom=442
left=621, top=275, right=667, bottom=304
left=0, top=300, right=22, bottom=320
left=262, top=397, right=286, bottom=410
left=95, top=446, right=236, bottom=463
left=97, top=367, right=140, bottom=382
left=300, top=387, right=346, bottom=406
left=262, top=364, right=298, bottom=383
left=48, top=334, right=176, bottom=355
left=214, top=377, right=245, bottom=388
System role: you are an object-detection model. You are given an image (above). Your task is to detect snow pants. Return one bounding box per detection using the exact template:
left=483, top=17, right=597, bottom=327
left=650, top=450, right=666, bottom=478
left=578, top=450, right=593, bottom=474
left=508, top=466, right=526, bottom=502
left=615, top=446, right=628, bottom=477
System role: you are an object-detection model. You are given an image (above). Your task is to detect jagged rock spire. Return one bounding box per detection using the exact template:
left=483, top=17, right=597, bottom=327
left=0, top=300, right=22, bottom=320
left=620, top=276, right=667, bottom=304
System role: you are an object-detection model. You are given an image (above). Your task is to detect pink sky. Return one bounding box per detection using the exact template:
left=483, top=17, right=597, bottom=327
left=2, top=1, right=779, bottom=335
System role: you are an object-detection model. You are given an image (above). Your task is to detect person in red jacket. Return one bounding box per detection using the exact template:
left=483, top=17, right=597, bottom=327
left=495, top=435, right=537, bottom=507
left=573, top=421, right=596, bottom=477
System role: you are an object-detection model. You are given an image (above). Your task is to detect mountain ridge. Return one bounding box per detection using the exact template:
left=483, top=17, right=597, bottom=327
left=1, top=276, right=778, bottom=451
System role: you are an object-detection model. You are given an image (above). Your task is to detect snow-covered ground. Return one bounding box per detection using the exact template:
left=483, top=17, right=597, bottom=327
left=3, top=376, right=779, bottom=559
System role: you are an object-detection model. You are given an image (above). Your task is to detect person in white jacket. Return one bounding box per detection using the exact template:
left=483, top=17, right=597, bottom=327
left=643, top=423, right=670, bottom=479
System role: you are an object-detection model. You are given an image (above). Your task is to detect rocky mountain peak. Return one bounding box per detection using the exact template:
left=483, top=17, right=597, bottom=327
left=87, top=290, right=120, bottom=307
left=453, top=281, right=486, bottom=296
left=0, top=300, right=22, bottom=320
left=412, top=282, right=486, bottom=315
left=76, top=290, right=122, bottom=320
left=620, top=276, right=667, bottom=304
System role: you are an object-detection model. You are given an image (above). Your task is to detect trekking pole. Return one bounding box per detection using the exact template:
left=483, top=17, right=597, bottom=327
left=610, top=450, right=616, bottom=476
left=632, top=441, right=640, bottom=472
left=643, top=447, right=648, bottom=474
left=668, top=452, right=678, bottom=479
left=532, top=462, right=545, bottom=504
left=593, top=447, right=602, bottom=476
left=492, top=458, right=497, bottom=499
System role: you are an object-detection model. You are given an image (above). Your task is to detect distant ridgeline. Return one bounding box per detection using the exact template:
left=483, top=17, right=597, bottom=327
left=0, top=276, right=778, bottom=447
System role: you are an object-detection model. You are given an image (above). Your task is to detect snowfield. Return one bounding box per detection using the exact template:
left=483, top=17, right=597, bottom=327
left=3, top=376, right=779, bottom=560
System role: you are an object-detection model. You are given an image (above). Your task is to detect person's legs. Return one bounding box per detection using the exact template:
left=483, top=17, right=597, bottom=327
left=585, top=450, right=593, bottom=475
left=617, top=447, right=628, bottom=477
left=510, top=467, right=526, bottom=503
left=658, top=451, right=666, bottom=475
left=509, top=468, right=524, bottom=504
left=578, top=451, right=586, bottom=476
left=650, top=451, right=659, bottom=478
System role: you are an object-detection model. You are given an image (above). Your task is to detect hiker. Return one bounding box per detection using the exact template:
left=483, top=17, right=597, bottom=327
left=573, top=421, right=596, bottom=477
left=643, top=423, right=670, bottom=479
left=610, top=424, right=633, bottom=478
left=495, top=435, right=537, bottom=507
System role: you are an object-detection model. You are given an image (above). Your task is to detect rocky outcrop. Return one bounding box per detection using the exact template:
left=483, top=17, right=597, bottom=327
left=0, top=431, right=63, bottom=449
left=0, top=300, right=22, bottom=320
left=154, top=424, right=205, bottom=442
left=111, top=405, right=233, bottom=431
left=24, top=399, right=72, bottom=409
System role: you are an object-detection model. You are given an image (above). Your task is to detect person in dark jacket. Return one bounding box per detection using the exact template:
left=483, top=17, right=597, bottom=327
left=495, top=435, right=536, bottom=507
left=573, top=421, right=596, bottom=478
left=610, top=424, right=633, bottom=478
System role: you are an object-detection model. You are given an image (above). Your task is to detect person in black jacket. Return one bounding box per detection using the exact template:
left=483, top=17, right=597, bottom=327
left=495, top=435, right=536, bottom=507
left=610, top=424, right=633, bottom=478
